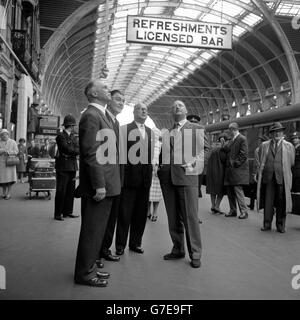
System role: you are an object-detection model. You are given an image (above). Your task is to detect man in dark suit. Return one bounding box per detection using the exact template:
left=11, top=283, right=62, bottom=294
left=115, top=103, right=153, bottom=255
left=74, top=79, right=121, bottom=287
left=54, top=115, right=80, bottom=221
left=157, top=100, right=204, bottom=268
left=223, top=122, right=249, bottom=219
left=97, top=90, right=125, bottom=263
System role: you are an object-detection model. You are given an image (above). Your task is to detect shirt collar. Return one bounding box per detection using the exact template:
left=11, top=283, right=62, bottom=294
left=233, top=131, right=239, bottom=140
left=178, top=119, right=187, bottom=127
left=106, top=108, right=116, bottom=122
left=64, top=129, right=71, bottom=136
left=135, top=121, right=145, bottom=128
left=89, top=102, right=106, bottom=115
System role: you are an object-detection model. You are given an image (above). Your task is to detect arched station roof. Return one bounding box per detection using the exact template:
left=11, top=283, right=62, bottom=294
left=39, top=0, right=300, bottom=128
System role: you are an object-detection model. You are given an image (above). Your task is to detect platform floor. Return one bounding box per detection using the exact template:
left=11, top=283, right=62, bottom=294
left=0, top=182, right=300, bottom=300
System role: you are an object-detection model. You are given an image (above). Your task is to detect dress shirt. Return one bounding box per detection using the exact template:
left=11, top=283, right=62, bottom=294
left=89, top=102, right=106, bottom=115
left=135, top=121, right=146, bottom=139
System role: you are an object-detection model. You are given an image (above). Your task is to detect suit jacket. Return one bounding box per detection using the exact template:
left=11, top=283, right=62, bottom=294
left=55, top=130, right=79, bottom=172
left=79, top=105, right=121, bottom=198
left=223, top=133, right=249, bottom=186
left=120, top=121, right=153, bottom=188
left=158, top=120, right=206, bottom=187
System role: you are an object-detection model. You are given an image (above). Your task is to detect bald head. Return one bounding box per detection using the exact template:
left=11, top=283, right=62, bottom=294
left=172, top=100, right=187, bottom=122
left=84, top=79, right=110, bottom=104
left=133, top=103, right=148, bottom=124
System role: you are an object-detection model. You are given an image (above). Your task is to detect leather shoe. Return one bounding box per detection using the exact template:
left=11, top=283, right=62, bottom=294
left=96, top=271, right=110, bottom=279
left=277, top=228, right=285, bottom=233
left=66, top=214, right=79, bottom=218
left=190, top=259, right=201, bottom=268
left=225, top=212, right=237, bottom=217
left=261, top=227, right=271, bottom=231
left=115, top=248, right=124, bottom=256
left=96, top=260, right=104, bottom=268
left=54, top=216, right=64, bottom=221
left=163, top=252, right=185, bottom=260
left=75, top=277, right=108, bottom=287
left=238, top=213, right=248, bottom=219
left=129, top=246, right=144, bottom=254
left=103, top=254, right=120, bottom=262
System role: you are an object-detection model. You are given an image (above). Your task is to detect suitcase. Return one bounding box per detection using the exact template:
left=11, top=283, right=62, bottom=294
left=31, top=177, right=56, bottom=190
left=34, top=171, right=54, bottom=178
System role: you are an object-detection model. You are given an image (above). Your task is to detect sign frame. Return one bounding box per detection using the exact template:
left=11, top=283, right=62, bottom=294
left=126, top=15, right=233, bottom=50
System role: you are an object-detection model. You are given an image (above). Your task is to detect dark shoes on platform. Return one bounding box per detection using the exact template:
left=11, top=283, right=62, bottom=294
left=75, top=277, right=108, bottom=287
left=225, top=212, right=237, bottom=217
left=129, top=246, right=144, bottom=254
left=54, top=216, right=64, bottom=221
left=54, top=214, right=79, bottom=221
left=261, top=226, right=285, bottom=233
left=96, top=260, right=104, bottom=268
left=238, top=213, right=248, bottom=219
left=115, top=248, right=124, bottom=256
left=163, top=253, right=185, bottom=260
left=103, top=254, right=120, bottom=262
left=225, top=212, right=248, bottom=219
left=190, top=259, right=201, bottom=268
left=64, top=214, right=79, bottom=218
left=96, top=271, right=110, bottom=279
left=211, top=208, right=224, bottom=215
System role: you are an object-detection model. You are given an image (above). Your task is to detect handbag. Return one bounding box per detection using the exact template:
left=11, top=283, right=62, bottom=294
left=6, top=155, right=20, bottom=166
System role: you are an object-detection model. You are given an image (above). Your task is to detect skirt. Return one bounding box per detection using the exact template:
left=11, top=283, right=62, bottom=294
left=149, top=175, right=163, bottom=202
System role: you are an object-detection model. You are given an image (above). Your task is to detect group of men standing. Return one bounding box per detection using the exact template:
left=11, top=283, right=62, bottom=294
left=57, top=79, right=206, bottom=287
left=53, top=77, right=296, bottom=288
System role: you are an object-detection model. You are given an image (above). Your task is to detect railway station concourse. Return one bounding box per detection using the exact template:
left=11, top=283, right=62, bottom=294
left=1, top=0, right=300, bottom=301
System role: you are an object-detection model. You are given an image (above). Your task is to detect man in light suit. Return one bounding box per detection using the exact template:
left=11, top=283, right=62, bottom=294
left=223, top=122, right=249, bottom=219
left=256, top=122, right=295, bottom=233
left=74, top=79, right=121, bottom=287
left=115, top=103, right=153, bottom=255
left=157, top=100, right=204, bottom=268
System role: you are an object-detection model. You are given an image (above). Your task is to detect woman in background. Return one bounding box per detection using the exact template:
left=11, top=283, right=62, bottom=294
left=0, top=129, right=18, bottom=199
left=148, top=128, right=163, bottom=222
left=17, top=138, right=27, bottom=183
left=206, top=132, right=230, bottom=214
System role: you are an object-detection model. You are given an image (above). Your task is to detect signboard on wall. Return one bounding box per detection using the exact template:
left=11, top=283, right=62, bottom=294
left=38, top=115, right=60, bottom=135
left=127, top=16, right=232, bottom=50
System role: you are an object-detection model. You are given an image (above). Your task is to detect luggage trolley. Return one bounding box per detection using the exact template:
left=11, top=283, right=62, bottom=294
left=27, top=158, right=56, bottom=199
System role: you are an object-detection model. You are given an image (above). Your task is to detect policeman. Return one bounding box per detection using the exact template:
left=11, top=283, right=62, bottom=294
left=54, top=114, right=80, bottom=221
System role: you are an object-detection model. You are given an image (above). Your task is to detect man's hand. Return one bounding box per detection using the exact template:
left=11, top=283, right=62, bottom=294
left=93, top=188, right=106, bottom=202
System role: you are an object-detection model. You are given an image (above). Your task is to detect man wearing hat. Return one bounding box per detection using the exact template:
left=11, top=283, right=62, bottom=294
left=290, top=131, right=300, bottom=214
left=256, top=122, right=295, bottom=233
left=223, top=122, right=249, bottom=219
left=54, top=114, right=80, bottom=221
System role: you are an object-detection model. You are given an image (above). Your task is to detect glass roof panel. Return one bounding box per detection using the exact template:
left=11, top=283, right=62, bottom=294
left=201, top=14, right=229, bottom=24
left=233, top=25, right=246, bottom=37
left=276, top=2, right=300, bottom=16
left=241, top=13, right=263, bottom=26
left=144, top=7, right=166, bottom=15
left=174, top=8, right=201, bottom=19
left=212, top=1, right=245, bottom=17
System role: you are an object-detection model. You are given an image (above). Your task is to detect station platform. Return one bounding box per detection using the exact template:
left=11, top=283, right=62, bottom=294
left=0, top=182, right=300, bottom=300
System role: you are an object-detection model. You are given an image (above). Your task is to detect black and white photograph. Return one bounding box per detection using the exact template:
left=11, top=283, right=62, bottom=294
left=0, top=0, right=300, bottom=311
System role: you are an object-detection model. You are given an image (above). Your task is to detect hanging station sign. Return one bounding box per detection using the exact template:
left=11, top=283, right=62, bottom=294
left=127, top=16, right=232, bottom=50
